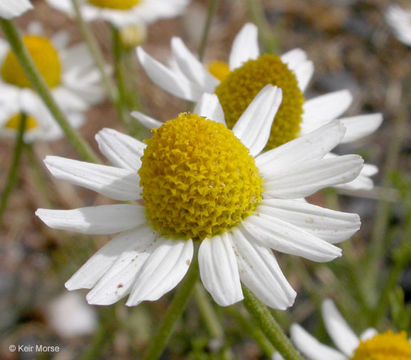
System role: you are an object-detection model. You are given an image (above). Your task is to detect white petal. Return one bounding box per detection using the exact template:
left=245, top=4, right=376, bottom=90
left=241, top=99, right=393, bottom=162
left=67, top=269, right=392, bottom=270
left=44, top=156, right=141, bottom=201
left=65, top=225, right=156, bottom=290
left=263, top=155, right=364, bottom=198
left=231, top=227, right=296, bottom=310
left=137, top=47, right=203, bottom=101
left=259, top=199, right=360, bottom=244
left=340, top=113, right=383, bottom=143
left=241, top=214, right=342, bottom=262
left=281, top=48, right=307, bottom=71
left=232, top=85, right=282, bottom=156
left=322, top=299, right=359, bottom=356
left=193, top=93, right=225, bottom=125
left=95, top=128, right=146, bottom=171
left=86, top=232, right=158, bottom=305
left=131, top=111, right=163, bottom=130
left=301, top=90, right=353, bottom=134
left=255, top=120, right=345, bottom=174
left=198, top=233, right=243, bottom=306
left=0, top=0, right=32, bottom=19
left=293, top=61, right=314, bottom=92
left=229, top=23, right=259, bottom=70
left=290, top=324, right=347, bottom=360
left=36, top=204, right=146, bottom=235
left=171, top=37, right=218, bottom=92
left=360, top=328, right=378, bottom=341
left=126, top=238, right=193, bottom=306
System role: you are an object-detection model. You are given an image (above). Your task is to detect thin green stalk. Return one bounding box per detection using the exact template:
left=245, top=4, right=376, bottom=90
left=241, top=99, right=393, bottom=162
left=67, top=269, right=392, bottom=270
left=70, top=0, right=117, bottom=103
left=0, top=19, right=99, bottom=163
left=227, top=306, right=275, bottom=358
left=0, top=114, right=27, bottom=225
left=367, top=94, right=407, bottom=297
left=246, top=0, right=279, bottom=54
left=198, top=0, right=218, bottom=61
left=142, top=257, right=199, bottom=360
left=242, top=286, right=303, bottom=360
left=194, top=283, right=233, bottom=360
left=112, top=26, right=145, bottom=137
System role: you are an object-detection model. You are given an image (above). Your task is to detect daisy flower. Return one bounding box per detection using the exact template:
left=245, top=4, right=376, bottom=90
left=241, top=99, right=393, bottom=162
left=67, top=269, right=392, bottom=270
left=45, top=0, right=190, bottom=28
left=386, top=5, right=411, bottom=46
left=0, top=0, right=32, bottom=19
left=136, top=23, right=383, bottom=191
left=0, top=23, right=104, bottom=142
left=290, top=299, right=411, bottom=360
left=36, top=87, right=363, bottom=309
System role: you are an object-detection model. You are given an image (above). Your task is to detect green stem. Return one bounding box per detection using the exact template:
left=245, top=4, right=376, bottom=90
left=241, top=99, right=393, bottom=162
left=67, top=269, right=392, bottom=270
left=142, top=257, right=199, bottom=360
left=70, top=0, right=117, bottom=103
left=194, top=283, right=233, bottom=360
left=246, top=0, right=279, bottom=54
left=198, top=0, right=218, bottom=62
left=242, top=286, right=303, bottom=360
left=0, top=114, right=27, bottom=225
left=0, top=19, right=99, bottom=163
left=227, top=306, right=275, bottom=358
left=367, top=89, right=407, bottom=297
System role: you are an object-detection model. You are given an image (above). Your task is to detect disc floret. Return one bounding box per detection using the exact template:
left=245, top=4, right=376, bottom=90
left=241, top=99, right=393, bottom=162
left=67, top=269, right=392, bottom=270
left=215, top=54, right=305, bottom=149
left=139, top=113, right=263, bottom=240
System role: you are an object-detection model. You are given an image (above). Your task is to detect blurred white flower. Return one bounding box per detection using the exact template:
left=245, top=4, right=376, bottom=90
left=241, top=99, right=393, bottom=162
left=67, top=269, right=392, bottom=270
left=290, top=299, right=411, bottom=359
left=137, top=23, right=383, bottom=192
left=37, top=89, right=362, bottom=309
left=48, top=292, right=97, bottom=338
left=0, top=0, right=32, bottom=19
left=46, top=0, right=190, bottom=28
left=0, top=23, right=104, bottom=142
left=386, top=5, right=411, bottom=46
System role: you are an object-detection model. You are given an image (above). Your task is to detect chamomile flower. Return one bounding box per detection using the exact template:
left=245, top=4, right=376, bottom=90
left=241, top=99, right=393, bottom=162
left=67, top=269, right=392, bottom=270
left=36, top=87, right=363, bottom=309
left=0, top=0, right=32, bottom=19
left=45, top=0, right=190, bottom=28
left=290, top=299, right=411, bottom=360
left=137, top=23, right=383, bottom=191
left=0, top=23, right=104, bottom=142
left=386, top=5, right=411, bottom=46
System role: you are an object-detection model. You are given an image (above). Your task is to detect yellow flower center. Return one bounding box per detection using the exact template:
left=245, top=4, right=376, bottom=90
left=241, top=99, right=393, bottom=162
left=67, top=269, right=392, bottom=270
left=139, top=113, right=263, bottom=241
left=1, top=35, right=61, bottom=89
left=208, top=61, right=231, bottom=82
left=215, top=54, right=305, bottom=149
left=4, top=113, right=38, bottom=131
left=88, top=0, right=140, bottom=10
left=351, top=330, right=411, bottom=360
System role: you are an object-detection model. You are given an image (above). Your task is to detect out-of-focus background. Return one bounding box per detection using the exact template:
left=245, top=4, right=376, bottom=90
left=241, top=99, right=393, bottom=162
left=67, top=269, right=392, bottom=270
left=0, top=0, right=410, bottom=359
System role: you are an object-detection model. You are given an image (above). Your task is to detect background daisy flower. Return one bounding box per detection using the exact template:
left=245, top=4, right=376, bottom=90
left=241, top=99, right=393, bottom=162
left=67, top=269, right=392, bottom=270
left=0, top=0, right=32, bottom=19
left=386, top=5, right=411, bottom=46
left=36, top=87, right=363, bottom=309
left=290, top=299, right=411, bottom=360
left=0, top=22, right=104, bottom=141
left=45, top=0, right=190, bottom=28
left=137, top=22, right=383, bottom=191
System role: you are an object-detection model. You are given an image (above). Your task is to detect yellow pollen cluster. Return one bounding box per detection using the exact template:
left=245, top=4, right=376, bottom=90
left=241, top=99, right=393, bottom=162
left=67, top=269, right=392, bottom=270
left=88, top=0, right=140, bottom=10
left=4, top=113, right=38, bottom=131
left=215, top=54, right=305, bottom=149
left=1, top=36, right=61, bottom=89
left=139, top=113, right=263, bottom=241
left=351, top=330, right=411, bottom=360
left=208, top=61, right=230, bottom=82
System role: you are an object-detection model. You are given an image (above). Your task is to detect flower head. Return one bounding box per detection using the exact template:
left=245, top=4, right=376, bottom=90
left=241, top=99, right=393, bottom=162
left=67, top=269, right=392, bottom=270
left=36, top=89, right=363, bottom=309
left=290, top=299, right=411, bottom=360
left=0, top=23, right=104, bottom=142
left=137, top=23, right=383, bottom=192
left=46, top=0, right=190, bottom=28
left=0, top=0, right=32, bottom=19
